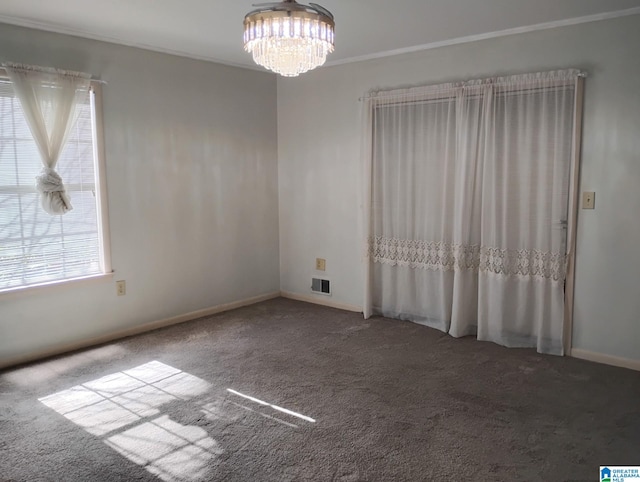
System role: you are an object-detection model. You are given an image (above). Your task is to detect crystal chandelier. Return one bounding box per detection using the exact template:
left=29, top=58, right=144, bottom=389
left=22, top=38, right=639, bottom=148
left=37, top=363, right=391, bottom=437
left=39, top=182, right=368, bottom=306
left=243, top=0, right=335, bottom=77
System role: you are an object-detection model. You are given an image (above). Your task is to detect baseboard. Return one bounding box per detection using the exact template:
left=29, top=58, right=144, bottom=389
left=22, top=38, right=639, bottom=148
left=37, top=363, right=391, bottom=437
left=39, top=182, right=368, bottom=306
left=280, top=290, right=362, bottom=313
left=570, top=348, right=640, bottom=371
left=0, top=291, right=281, bottom=371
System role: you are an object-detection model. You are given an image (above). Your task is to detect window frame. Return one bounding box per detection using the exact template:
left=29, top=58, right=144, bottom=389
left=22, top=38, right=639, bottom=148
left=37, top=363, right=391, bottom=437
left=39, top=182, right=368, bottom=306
left=0, top=69, right=112, bottom=296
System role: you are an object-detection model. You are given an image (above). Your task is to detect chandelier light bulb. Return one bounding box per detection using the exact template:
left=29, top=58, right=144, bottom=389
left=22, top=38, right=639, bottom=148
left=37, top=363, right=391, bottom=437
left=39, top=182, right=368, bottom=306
left=243, top=1, right=335, bottom=77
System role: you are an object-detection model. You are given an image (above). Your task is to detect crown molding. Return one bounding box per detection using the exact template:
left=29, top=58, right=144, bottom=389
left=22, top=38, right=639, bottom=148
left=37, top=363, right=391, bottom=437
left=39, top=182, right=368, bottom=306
left=0, top=13, right=266, bottom=72
left=325, top=7, right=640, bottom=67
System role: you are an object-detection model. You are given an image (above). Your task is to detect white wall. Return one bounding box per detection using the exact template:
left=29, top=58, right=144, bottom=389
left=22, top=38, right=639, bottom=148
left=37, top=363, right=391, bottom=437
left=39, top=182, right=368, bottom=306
left=278, top=15, right=640, bottom=362
left=0, top=24, right=280, bottom=366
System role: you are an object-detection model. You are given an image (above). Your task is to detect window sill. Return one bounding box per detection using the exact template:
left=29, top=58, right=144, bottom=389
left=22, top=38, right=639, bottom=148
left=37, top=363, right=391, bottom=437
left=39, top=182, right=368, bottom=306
left=0, top=272, right=115, bottom=299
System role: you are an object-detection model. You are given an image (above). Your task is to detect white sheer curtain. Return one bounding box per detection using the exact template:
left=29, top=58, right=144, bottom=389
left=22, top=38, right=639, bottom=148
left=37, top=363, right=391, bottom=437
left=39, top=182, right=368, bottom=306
left=3, top=63, right=91, bottom=215
left=363, top=70, right=581, bottom=355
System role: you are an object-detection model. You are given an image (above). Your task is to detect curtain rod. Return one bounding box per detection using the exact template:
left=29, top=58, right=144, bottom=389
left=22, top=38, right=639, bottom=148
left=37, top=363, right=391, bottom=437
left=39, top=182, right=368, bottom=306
left=0, top=63, right=107, bottom=84
left=359, top=71, right=587, bottom=102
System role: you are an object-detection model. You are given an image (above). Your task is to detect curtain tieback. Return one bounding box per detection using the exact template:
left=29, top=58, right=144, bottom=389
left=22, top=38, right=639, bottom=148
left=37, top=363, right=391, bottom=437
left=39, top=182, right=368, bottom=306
left=36, top=167, right=66, bottom=194
left=35, top=167, right=73, bottom=215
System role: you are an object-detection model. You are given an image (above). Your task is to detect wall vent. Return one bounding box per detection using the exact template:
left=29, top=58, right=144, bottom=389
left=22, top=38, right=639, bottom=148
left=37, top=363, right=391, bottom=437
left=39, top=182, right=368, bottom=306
left=311, top=277, right=331, bottom=295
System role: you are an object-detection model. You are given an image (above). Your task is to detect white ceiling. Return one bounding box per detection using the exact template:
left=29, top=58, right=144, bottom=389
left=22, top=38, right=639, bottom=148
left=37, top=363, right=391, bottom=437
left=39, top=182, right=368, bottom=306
left=1, top=0, right=639, bottom=71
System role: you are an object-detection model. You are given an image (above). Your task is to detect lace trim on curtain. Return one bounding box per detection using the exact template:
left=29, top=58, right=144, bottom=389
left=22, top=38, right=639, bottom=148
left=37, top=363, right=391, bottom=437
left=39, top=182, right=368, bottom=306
left=480, top=246, right=566, bottom=282
left=368, top=236, right=480, bottom=271
left=368, top=236, right=566, bottom=282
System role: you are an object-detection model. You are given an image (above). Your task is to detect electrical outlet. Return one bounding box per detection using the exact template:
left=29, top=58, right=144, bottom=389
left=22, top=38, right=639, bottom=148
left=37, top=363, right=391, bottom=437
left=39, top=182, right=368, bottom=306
left=116, top=280, right=126, bottom=296
left=315, top=258, right=326, bottom=271
left=582, top=191, right=595, bottom=209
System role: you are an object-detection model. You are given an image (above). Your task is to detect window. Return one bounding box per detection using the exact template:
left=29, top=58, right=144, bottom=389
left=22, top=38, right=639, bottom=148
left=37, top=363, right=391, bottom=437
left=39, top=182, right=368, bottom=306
left=0, top=73, right=110, bottom=291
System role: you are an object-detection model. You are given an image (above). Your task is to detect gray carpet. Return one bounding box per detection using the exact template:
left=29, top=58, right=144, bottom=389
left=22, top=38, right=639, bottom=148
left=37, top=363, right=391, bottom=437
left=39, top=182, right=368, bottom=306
left=0, top=298, right=638, bottom=482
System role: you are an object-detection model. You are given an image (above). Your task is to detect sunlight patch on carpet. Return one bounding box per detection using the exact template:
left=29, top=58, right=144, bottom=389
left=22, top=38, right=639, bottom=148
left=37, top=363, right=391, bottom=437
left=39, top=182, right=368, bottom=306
left=227, top=388, right=316, bottom=423
left=39, top=361, right=221, bottom=481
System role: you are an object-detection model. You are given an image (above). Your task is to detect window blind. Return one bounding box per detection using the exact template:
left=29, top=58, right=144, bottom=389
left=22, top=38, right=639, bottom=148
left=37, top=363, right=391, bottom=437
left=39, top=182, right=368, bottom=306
left=0, top=78, right=102, bottom=290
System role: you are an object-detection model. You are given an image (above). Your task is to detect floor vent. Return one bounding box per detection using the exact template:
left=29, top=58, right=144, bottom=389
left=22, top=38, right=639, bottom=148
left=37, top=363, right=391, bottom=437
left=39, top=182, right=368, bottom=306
left=311, top=278, right=331, bottom=295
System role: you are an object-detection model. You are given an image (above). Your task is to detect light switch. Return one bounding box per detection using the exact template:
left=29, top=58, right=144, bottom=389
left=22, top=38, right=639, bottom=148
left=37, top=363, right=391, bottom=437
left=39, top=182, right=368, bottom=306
left=582, top=191, right=595, bottom=209
left=315, top=258, right=326, bottom=271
